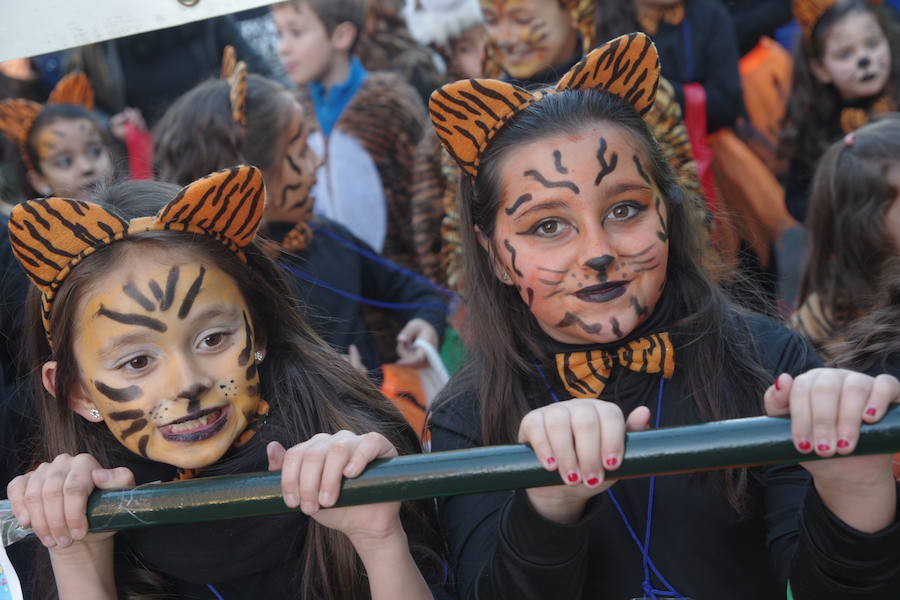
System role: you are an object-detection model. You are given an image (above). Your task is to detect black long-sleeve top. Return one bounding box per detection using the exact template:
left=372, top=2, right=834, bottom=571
left=720, top=0, right=794, bottom=56
left=651, top=0, right=744, bottom=132
left=270, top=217, right=447, bottom=371
left=430, top=313, right=900, bottom=599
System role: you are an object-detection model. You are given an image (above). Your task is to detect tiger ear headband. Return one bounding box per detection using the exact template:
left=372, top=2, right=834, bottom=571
left=0, top=72, right=96, bottom=171
left=793, top=0, right=883, bottom=39
left=429, top=32, right=660, bottom=178
left=221, top=45, right=247, bottom=132
left=8, top=165, right=266, bottom=343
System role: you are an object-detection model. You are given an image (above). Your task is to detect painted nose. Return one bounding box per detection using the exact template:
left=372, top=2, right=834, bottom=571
left=859, top=56, right=871, bottom=68
left=584, top=255, right=614, bottom=273
left=178, top=382, right=211, bottom=414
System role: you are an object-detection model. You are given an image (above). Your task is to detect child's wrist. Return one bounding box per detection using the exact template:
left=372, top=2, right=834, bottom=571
left=346, top=518, right=407, bottom=558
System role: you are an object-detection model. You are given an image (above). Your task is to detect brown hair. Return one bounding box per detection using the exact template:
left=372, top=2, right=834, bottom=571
left=285, top=0, right=366, bottom=53
left=829, top=256, right=900, bottom=374
left=779, top=0, right=900, bottom=173
left=25, top=179, right=442, bottom=599
left=441, top=89, right=773, bottom=511
left=798, top=114, right=900, bottom=326
left=153, top=74, right=292, bottom=185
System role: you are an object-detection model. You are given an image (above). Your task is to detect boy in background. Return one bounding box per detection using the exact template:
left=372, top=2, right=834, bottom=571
left=273, top=0, right=426, bottom=272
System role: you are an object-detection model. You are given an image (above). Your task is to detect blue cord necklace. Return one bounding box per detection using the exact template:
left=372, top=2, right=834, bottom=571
left=534, top=362, right=686, bottom=599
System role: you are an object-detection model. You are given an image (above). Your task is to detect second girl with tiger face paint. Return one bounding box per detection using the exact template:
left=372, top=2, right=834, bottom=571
left=6, top=171, right=445, bottom=599
left=429, top=34, right=900, bottom=598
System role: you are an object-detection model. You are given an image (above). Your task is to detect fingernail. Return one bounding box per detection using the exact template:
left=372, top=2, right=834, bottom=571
left=300, top=501, right=318, bottom=514
left=774, top=375, right=782, bottom=391
left=605, top=456, right=618, bottom=468
left=817, top=442, right=831, bottom=452
left=797, top=440, right=811, bottom=451
left=837, top=439, right=850, bottom=449
left=42, top=536, right=56, bottom=548
left=319, top=491, right=334, bottom=506
left=284, top=493, right=298, bottom=507
left=546, top=456, right=556, bottom=466
left=345, top=462, right=359, bottom=475
left=585, top=476, right=600, bottom=487
left=566, top=471, right=579, bottom=483
left=70, top=529, right=84, bottom=540
left=94, top=470, right=109, bottom=482
left=866, top=407, right=877, bottom=417
left=57, top=536, right=71, bottom=547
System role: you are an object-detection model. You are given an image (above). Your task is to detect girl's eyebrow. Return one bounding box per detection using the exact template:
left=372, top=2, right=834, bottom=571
left=99, top=331, right=155, bottom=358
left=514, top=199, right=569, bottom=220
left=608, top=183, right=652, bottom=196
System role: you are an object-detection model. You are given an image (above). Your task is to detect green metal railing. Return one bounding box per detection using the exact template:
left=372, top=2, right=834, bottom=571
left=2, top=407, right=899, bottom=546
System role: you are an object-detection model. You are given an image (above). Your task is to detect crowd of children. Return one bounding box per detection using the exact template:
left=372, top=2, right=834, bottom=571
left=0, top=0, right=899, bottom=598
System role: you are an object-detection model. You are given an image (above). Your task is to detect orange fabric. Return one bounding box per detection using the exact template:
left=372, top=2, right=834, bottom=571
left=793, top=0, right=883, bottom=38
left=221, top=45, right=238, bottom=78
left=0, top=98, right=42, bottom=169
left=47, top=72, right=95, bottom=110
left=228, top=61, right=247, bottom=131
left=737, top=37, right=793, bottom=174
left=555, top=333, right=675, bottom=399
left=430, top=33, right=661, bottom=177
left=9, top=165, right=266, bottom=339
left=708, top=129, right=797, bottom=269
left=380, top=363, right=428, bottom=439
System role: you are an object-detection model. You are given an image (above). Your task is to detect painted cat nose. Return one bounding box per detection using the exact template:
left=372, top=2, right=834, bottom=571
left=584, top=255, right=614, bottom=272
left=858, top=56, right=871, bottom=68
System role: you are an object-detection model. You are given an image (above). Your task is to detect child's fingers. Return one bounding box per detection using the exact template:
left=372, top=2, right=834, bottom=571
left=318, top=432, right=357, bottom=508
left=596, top=402, right=626, bottom=480
left=625, top=406, right=652, bottom=432
left=544, top=404, right=580, bottom=485
left=764, top=373, right=793, bottom=417
left=344, top=432, right=395, bottom=478
left=863, top=374, right=900, bottom=422
left=279, top=442, right=306, bottom=509
left=41, top=465, right=72, bottom=547
left=518, top=411, right=557, bottom=470
left=834, top=372, right=871, bottom=454
left=92, top=466, right=135, bottom=491
left=809, top=370, right=841, bottom=457
left=787, top=372, right=814, bottom=453
left=569, top=402, right=602, bottom=488
left=267, top=441, right=287, bottom=471
left=297, top=436, right=330, bottom=514
left=7, top=474, right=32, bottom=528
left=24, top=468, right=53, bottom=547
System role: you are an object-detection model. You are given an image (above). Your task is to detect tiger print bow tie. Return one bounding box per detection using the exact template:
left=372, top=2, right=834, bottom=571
left=555, top=332, right=675, bottom=398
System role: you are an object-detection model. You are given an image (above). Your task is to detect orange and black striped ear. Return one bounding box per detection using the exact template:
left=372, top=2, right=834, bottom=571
left=227, top=61, right=248, bottom=131
left=221, top=45, right=238, bottom=78
left=557, top=33, right=660, bottom=117
left=429, top=80, right=536, bottom=177
left=9, top=197, right=130, bottom=335
left=154, top=165, right=265, bottom=259
left=0, top=99, right=42, bottom=164
left=793, top=0, right=882, bottom=37
left=47, top=72, right=95, bottom=110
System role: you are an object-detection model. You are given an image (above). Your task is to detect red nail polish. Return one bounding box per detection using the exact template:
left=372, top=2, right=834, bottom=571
left=817, top=443, right=830, bottom=452
left=586, top=477, right=600, bottom=486
left=866, top=407, right=877, bottom=417
left=798, top=440, right=811, bottom=451
left=567, top=471, right=579, bottom=483
left=546, top=456, right=556, bottom=466
left=606, top=456, right=618, bottom=467
left=774, top=376, right=782, bottom=391
left=837, top=439, right=849, bottom=449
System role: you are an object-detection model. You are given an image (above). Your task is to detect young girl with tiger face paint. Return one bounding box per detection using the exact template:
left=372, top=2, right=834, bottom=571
left=5, top=170, right=444, bottom=599
left=428, top=33, right=900, bottom=598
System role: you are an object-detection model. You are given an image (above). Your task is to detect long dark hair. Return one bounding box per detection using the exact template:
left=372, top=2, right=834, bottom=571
left=593, top=0, right=639, bottom=43
left=829, top=256, right=900, bottom=374
left=152, top=74, right=292, bottom=185
left=24, top=180, right=441, bottom=599
left=779, top=0, right=900, bottom=173
left=798, top=115, right=900, bottom=326
left=444, top=90, right=772, bottom=511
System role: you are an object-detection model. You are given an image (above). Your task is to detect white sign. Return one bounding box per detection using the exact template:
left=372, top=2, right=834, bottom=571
left=1, top=0, right=276, bottom=62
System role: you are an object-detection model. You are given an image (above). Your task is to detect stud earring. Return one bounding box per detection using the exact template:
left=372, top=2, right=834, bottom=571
left=254, top=351, right=264, bottom=364
left=88, top=408, right=102, bottom=420
left=501, top=272, right=511, bottom=282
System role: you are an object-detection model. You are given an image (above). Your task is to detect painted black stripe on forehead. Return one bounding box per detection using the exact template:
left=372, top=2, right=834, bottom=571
left=98, top=306, right=167, bottom=332
left=94, top=380, right=143, bottom=403
left=177, top=266, right=206, bottom=319
left=523, top=169, right=580, bottom=194
left=160, top=266, right=179, bottom=311
left=123, top=282, right=155, bottom=312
